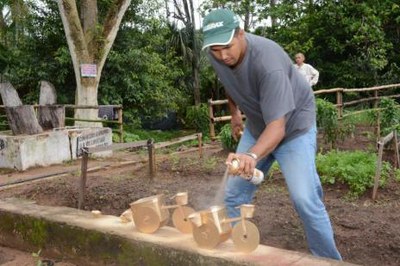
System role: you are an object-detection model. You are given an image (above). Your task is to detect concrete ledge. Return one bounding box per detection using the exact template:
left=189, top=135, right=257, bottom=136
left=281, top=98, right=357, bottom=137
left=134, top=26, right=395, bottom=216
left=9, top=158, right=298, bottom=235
left=0, top=199, right=356, bottom=266
left=0, top=127, right=112, bottom=170
left=0, top=131, right=70, bottom=170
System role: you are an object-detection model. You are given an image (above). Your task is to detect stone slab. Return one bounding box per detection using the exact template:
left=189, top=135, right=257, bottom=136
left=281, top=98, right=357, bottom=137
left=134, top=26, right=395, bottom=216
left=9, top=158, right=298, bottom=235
left=0, top=199, right=358, bottom=266
left=68, top=127, right=113, bottom=159
left=0, top=82, right=23, bottom=107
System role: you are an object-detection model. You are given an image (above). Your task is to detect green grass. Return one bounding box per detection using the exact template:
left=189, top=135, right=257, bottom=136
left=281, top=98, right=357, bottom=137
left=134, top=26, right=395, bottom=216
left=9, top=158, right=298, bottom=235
left=116, top=127, right=197, bottom=143
left=342, top=109, right=376, bottom=125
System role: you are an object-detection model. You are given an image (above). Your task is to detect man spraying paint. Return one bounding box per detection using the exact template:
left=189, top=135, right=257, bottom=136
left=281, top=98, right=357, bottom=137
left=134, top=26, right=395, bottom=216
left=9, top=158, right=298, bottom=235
left=201, top=8, right=342, bottom=260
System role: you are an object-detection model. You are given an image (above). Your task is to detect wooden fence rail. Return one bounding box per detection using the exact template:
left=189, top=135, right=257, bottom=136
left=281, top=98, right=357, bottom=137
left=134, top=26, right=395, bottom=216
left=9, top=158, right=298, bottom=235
left=207, top=83, right=400, bottom=140
left=0, top=104, right=124, bottom=142
left=207, top=83, right=400, bottom=200
left=373, top=130, right=400, bottom=200
left=78, top=133, right=202, bottom=209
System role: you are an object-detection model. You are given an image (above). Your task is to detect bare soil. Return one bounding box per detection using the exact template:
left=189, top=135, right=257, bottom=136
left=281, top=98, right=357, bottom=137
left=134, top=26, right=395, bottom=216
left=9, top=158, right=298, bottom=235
left=0, top=126, right=399, bottom=266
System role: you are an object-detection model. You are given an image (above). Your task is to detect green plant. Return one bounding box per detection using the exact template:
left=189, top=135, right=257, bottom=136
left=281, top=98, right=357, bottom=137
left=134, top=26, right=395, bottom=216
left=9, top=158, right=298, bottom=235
left=266, top=161, right=281, bottom=179
left=185, top=104, right=210, bottom=136
left=170, top=154, right=180, bottom=171
left=32, top=249, right=44, bottom=266
left=316, top=98, right=355, bottom=148
left=379, top=97, right=400, bottom=135
left=201, top=156, right=218, bottom=172
left=122, top=132, right=141, bottom=143
left=124, top=127, right=194, bottom=142
left=316, top=150, right=391, bottom=197
left=361, top=110, right=377, bottom=126
left=395, top=169, right=400, bottom=182
left=316, top=98, right=339, bottom=145
left=218, top=123, right=238, bottom=152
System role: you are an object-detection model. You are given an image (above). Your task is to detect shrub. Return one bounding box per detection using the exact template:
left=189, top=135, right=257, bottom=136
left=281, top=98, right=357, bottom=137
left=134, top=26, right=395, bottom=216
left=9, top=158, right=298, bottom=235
left=185, top=104, right=209, bottom=136
left=316, top=98, right=339, bottom=145
left=379, top=97, right=400, bottom=135
left=317, top=150, right=390, bottom=197
left=219, top=123, right=238, bottom=151
left=316, top=98, right=354, bottom=148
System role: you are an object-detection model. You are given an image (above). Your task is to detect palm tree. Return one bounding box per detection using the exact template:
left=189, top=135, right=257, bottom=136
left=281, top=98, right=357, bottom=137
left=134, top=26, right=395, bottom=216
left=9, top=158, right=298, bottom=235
left=0, top=0, right=29, bottom=82
left=0, top=0, right=29, bottom=45
left=167, top=0, right=201, bottom=105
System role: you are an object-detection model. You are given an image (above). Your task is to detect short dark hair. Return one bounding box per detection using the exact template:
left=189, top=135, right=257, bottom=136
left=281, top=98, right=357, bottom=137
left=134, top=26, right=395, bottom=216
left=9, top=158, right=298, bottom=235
left=234, top=27, right=241, bottom=36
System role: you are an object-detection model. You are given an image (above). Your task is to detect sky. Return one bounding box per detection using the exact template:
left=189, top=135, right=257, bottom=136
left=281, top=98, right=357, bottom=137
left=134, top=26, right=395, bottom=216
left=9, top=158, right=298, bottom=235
left=165, top=0, right=271, bottom=30
left=165, top=0, right=204, bottom=29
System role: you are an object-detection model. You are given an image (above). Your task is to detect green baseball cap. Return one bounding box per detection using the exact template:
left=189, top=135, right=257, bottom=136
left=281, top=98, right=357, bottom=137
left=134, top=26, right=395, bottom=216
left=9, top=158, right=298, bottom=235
left=202, top=9, right=240, bottom=50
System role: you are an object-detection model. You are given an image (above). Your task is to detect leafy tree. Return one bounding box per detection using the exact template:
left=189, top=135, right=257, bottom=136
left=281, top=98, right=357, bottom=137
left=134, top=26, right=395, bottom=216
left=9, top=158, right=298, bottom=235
left=56, top=0, right=132, bottom=125
left=200, top=0, right=259, bottom=31
left=99, top=3, right=188, bottom=127
left=257, top=1, right=393, bottom=88
left=0, top=0, right=30, bottom=83
left=167, top=0, right=202, bottom=105
left=0, top=1, right=75, bottom=103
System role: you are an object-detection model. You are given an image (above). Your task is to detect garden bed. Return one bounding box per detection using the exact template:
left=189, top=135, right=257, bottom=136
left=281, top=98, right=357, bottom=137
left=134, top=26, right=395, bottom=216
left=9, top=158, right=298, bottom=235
left=0, top=126, right=399, bottom=266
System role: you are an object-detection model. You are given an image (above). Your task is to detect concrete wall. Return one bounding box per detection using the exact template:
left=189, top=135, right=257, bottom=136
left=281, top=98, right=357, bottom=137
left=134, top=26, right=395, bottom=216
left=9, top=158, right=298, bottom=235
left=68, top=127, right=112, bottom=160
left=0, top=127, right=112, bottom=171
left=0, top=131, right=70, bottom=170
left=0, top=199, right=358, bottom=266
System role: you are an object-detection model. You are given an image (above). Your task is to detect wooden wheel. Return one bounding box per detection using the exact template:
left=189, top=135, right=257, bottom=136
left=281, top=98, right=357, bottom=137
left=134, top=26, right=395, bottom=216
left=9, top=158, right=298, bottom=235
left=172, top=206, right=195, bottom=234
left=231, top=220, right=260, bottom=253
left=132, top=207, right=160, bottom=234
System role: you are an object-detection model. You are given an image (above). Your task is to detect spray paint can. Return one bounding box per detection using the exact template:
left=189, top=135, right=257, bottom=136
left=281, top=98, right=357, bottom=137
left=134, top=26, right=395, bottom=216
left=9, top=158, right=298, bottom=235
left=229, top=159, right=264, bottom=185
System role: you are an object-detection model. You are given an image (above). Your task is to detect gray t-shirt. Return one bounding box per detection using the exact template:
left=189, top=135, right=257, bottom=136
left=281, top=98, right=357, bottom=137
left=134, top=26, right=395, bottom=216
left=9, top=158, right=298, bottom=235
left=207, top=33, right=315, bottom=144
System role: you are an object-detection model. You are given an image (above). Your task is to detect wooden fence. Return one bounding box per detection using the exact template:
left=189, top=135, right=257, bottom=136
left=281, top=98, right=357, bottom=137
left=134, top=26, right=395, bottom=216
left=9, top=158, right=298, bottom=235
left=208, top=83, right=400, bottom=140
left=373, top=130, right=400, bottom=200
left=0, top=104, right=124, bottom=142
left=208, top=83, right=400, bottom=200
left=78, top=133, right=203, bottom=209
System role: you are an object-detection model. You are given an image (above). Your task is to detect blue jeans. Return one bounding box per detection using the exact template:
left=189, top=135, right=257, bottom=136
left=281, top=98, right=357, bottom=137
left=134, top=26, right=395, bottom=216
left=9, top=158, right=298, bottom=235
left=224, top=125, right=342, bottom=260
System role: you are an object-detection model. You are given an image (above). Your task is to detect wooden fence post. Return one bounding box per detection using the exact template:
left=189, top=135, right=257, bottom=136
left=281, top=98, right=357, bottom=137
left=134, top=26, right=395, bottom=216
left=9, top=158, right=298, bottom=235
left=197, top=133, right=203, bottom=158
left=336, top=89, right=343, bottom=118
left=394, top=130, right=400, bottom=168
left=148, top=138, right=156, bottom=179
left=373, top=141, right=384, bottom=200
left=376, top=111, right=381, bottom=141
left=374, top=90, right=381, bottom=139
left=208, top=99, right=216, bottom=140
left=78, top=148, right=89, bottom=209
left=118, top=107, right=123, bottom=143
left=372, top=132, right=393, bottom=200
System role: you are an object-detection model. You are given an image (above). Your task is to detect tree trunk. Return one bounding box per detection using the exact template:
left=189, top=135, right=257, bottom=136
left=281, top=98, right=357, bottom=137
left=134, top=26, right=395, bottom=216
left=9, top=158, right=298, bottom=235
left=74, top=80, right=100, bottom=126
left=192, top=58, right=200, bottom=105
left=5, top=106, right=43, bottom=135
left=38, top=105, right=65, bottom=130
left=189, top=0, right=201, bottom=105
left=38, top=81, right=65, bottom=130
left=57, top=0, right=131, bottom=126
left=243, top=0, right=251, bottom=32
left=181, top=0, right=201, bottom=105
left=270, top=0, right=277, bottom=28
left=1, top=82, right=44, bottom=135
